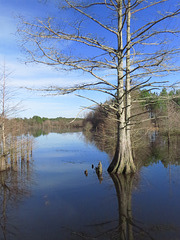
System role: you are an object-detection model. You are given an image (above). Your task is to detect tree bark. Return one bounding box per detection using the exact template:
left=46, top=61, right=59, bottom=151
left=108, top=0, right=136, bottom=174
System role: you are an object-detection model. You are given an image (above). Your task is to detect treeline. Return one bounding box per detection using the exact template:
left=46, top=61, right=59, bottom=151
left=83, top=88, right=180, bottom=153
left=15, top=116, right=83, bottom=137
left=0, top=115, right=83, bottom=170
left=139, top=88, right=180, bottom=134
left=0, top=64, right=34, bottom=172
left=83, top=88, right=180, bottom=169
left=0, top=118, right=33, bottom=171
left=0, top=118, right=33, bottom=237
left=22, top=116, right=83, bottom=125
left=83, top=88, right=180, bottom=133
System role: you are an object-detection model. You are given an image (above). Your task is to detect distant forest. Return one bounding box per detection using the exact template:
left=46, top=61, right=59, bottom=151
left=16, top=87, right=180, bottom=137
left=83, top=88, right=180, bottom=140
left=14, top=116, right=83, bottom=137
left=82, top=88, right=180, bottom=168
left=0, top=87, right=179, bottom=171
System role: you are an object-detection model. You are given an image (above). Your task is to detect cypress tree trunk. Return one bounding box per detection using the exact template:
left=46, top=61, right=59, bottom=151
left=108, top=0, right=136, bottom=174
left=123, top=0, right=136, bottom=174
left=108, top=118, right=135, bottom=174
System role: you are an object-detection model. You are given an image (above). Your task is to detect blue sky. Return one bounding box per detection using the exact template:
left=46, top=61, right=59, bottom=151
left=1, top=0, right=180, bottom=118
left=0, top=0, right=107, bottom=118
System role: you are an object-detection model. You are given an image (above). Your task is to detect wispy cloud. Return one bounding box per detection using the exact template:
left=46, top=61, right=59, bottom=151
left=0, top=0, right=109, bottom=118
left=18, top=95, right=90, bottom=118
left=0, top=54, right=100, bottom=87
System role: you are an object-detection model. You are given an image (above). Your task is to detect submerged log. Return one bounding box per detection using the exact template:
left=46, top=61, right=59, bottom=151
left=84, top=169, right=88, bottom=176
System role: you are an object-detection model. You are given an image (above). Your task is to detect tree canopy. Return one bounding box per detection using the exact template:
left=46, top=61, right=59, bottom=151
left=18, top=0, right=180, bottom=174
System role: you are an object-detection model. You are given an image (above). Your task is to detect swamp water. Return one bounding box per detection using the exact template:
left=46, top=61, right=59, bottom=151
left=0, top=132, right=180, bottom=240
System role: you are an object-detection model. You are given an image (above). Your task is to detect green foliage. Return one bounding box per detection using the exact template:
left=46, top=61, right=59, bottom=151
left=32, top=115, right=43, bottom=124
left=139, top=87, right=180, bottom=114
left=84, top=87, right=180, bottom=137
left=160, top=87, right=168, bottom=96
left=173, top=89, right=180, bottom=105
left=139, top=90, right=151, bottom=102
left=17, top=116, right=83, bottom=135
left=29, top=115, right=82, bottom=124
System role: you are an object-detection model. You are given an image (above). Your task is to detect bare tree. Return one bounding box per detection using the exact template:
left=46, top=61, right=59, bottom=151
left=0, top=63, right=28, bottom=171
left=18, top=0, right=180, bottom=174
left=0, top=64, right=13, bottom=170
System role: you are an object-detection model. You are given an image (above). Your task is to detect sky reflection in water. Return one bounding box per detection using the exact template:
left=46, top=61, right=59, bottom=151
left=1, top=132, right=180, bottom=240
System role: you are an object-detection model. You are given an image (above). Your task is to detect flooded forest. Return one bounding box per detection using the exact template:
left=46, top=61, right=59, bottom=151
left=0, top=87, right=180, bottom=240
left=1, top=0, right=180, bottom=239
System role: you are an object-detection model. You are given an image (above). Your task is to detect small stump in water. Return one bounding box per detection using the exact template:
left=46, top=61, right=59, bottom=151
left=84, top=169, right=88, bottom=176
left=95, top=161, right=103, bottom=183
left=96, top=161, right=102, bottom=175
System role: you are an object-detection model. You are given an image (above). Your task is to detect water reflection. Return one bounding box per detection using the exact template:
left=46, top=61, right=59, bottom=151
left=84, top=130, right=180, bottom=171
left=79, top=168, right=180, bottom=240
left=0, top=132, right=179, bottom=240
left=109, top=174, right=160, bottom=240
left=80, top=132, right=180, bottom=239
left=68, top=171, right=145, bottom=240
left=110, top=173, right=134, bottom=240
left=0, top=153, right=33, bottom=239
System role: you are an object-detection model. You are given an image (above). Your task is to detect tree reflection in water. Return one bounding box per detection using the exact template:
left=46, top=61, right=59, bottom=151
left=110, top=173, right=157, bottom=240
left=0, top=157, right=33, bottom=239
left=110, top=173, right=134, bottom=240
left=69, top=172, right=157, bottom=240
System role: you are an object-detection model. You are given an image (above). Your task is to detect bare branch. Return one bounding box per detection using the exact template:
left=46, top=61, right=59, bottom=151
left=64, top=0, right=118, bottom=35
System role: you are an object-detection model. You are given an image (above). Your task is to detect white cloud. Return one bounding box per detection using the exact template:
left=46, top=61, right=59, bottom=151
left=0, top=54, right=109, bottom=118
left=0, top=0, right=112, bottom=118
left=0, top=56, right=100, bottom=87
left=18, top=96, right=89, bottom=118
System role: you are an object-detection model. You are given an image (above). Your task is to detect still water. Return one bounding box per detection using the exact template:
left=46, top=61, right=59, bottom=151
left=1, top=132, right=180, bottom=240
